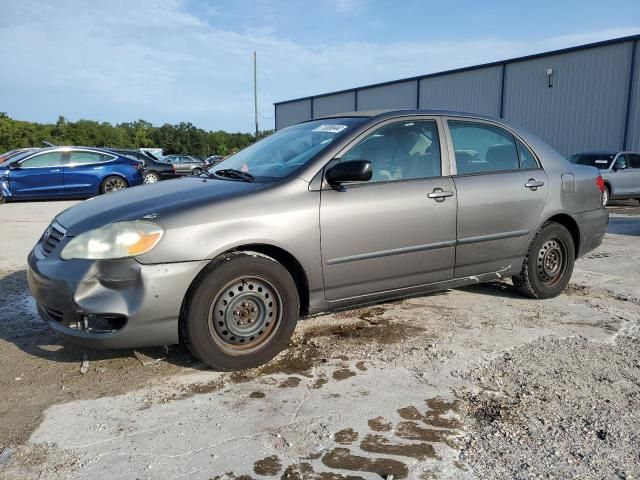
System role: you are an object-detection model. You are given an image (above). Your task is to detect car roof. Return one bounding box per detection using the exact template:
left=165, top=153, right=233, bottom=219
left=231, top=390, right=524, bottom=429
left=314, top=108, right=503, bottom=122
left=572, top=151, right=618, bottom=156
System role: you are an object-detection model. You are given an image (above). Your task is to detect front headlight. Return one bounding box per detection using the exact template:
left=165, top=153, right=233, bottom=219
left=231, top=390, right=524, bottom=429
left=60, top=221, right=164, bottom=260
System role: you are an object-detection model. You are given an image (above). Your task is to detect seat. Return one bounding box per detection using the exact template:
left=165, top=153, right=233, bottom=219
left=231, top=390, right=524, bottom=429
left=485, top=144, right=518, bottom=171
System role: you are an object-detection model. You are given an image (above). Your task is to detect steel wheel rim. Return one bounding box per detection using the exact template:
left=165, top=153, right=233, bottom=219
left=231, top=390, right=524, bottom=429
left=537, top=238, right=568, bottom=286
left=104, top=177, right=127, bottom=192
left=208, top=276, right=282, bottom=354
left=144, top=172, right=159, bottom=184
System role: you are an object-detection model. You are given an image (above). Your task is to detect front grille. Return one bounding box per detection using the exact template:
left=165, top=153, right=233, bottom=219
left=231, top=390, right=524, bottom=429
left=41, top=224, right=65, bottom=256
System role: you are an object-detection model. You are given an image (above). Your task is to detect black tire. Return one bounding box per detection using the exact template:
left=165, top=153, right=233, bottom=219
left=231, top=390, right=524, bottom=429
left=143, top=171, right=160, bottom=184
left=181, top=251, right=300, bottom=370
left=0, top=192, right=5, bottom=204
left=602, top=185, right=610, bottom=207
left=512, top=222, right=575, bottom=299
left=192, top=168, right=202, bottom=176
left=100, top=175, right=128, bottom=194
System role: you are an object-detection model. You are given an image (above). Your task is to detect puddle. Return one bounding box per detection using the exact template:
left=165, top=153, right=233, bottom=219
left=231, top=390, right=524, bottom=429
left=249, top=391, right=265, bottom=399
left=395, top=422, right=457, bottom=448
left=280, top=462, right=366, bottom=479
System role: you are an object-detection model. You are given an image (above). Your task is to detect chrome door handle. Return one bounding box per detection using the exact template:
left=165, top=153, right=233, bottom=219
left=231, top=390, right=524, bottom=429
left=525, top=179, right=545, bottom=190
left=428, top=189, right=454, bottom=202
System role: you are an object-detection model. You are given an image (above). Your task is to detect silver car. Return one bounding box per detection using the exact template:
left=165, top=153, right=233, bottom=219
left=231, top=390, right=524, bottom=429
left=568, top=151, right=640, bottom=206
left=27, top=110, right=608, bottom=370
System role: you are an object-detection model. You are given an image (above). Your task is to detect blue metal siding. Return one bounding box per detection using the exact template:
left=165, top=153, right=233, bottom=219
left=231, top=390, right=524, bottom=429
left=357, top=81, right=418, bottom=111
left=419, top=66, right=502, bottom=116
left=503, top=42, right=633, bottom=157
left=275, top=100, right=312, bottom=130
left=626, top=40, right=640, bottom=151
left=313, top=91, right=356, bottom=118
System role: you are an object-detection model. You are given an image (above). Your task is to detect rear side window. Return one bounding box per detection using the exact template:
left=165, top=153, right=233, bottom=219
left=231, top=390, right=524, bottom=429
left=516, top=139, right=539, bottom=169
left=628, top=154, right=640, bottom=169
left=69, top=151, right=114, bottom=165
left=568, top=154, right=615, bottom=169
left=449, top=121, right=520, bottom=174
left=20, top=152, right=65, bottom=168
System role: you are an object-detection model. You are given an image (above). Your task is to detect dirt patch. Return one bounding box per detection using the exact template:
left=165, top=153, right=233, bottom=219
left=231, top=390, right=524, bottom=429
left=334, top=428, right=358, bottom=445
left=280, top=462, right=365, bottom=479
left=360, top=433, right=436, bottom=459
left=302, top=317, right=424, bottom=346
left=249, top=391, right=265, bottom=399
left=460, top=332, right=640, bottom=479
left=367, top=416, right=392, bottom=432
left=332, top=368, right=356, bottom=381
left=321, top=447, right=408, bottom=478
left=278, top=376, right=302, bottom=388
left=253, top=454, right=281, bottom=476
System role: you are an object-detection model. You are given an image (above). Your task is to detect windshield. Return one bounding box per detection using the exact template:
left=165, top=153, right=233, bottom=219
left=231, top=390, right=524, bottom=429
left=568, top=153, right=615, bottom=169
left=213, top=117, right=367, bottom=180
left=0, top=149, right=38, bottom=167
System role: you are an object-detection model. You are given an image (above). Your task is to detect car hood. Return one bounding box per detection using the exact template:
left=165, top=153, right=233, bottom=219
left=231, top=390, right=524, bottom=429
left=55, top=177, right=265, bottom=236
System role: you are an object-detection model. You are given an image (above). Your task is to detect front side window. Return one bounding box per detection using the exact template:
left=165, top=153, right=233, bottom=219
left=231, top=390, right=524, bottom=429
left=214, top=117, right=367, bottom=181
left=20, top=152, right=65, bottom=168
left=615, top=155, right=628, bottom=170
left=628, top=154, right=640, bottom=169
left=449, top=121, right=520, bottom=174
left=69, top=151, right=113, bottom=165
left=341, top=120, right=441, bottom=182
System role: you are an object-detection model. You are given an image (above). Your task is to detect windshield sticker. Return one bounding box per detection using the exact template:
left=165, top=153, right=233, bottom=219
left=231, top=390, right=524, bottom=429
left=595, top=160, right=609, bottom=164
left=312, top=124, right=348, bottom=133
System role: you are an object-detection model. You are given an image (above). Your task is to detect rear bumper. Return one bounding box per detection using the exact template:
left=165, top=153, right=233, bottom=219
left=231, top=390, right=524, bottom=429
left=27, top=244, right=207, bottom=349
left=574, top=207, right=608, bottom=258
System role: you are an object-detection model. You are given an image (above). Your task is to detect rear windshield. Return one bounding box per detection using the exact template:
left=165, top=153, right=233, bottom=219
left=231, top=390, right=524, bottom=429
left=568, top=153, right=615, bottom=169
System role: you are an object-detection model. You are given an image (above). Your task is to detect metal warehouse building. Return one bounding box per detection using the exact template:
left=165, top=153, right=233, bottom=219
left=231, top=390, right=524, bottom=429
left=274, top=35, right=640, bottom=157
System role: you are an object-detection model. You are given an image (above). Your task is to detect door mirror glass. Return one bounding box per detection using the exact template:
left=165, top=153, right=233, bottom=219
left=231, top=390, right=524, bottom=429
left=613, top=158, right=628, bottom=171
left=326, top=160, right=372, bottom=185
left=8, top=161, right=20, bottom=169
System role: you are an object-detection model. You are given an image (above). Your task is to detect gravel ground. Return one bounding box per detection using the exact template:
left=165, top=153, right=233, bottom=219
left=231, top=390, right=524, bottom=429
left=0, top=201, right=638, bottom=479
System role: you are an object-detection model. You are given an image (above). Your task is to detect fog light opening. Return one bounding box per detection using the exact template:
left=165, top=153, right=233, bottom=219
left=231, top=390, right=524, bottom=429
left=83, top=314, right=127, bottom=334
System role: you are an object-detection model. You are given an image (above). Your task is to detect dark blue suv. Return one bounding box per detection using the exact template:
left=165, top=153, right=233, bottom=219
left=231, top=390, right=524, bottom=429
left=0, top=147, right=144, bottom=203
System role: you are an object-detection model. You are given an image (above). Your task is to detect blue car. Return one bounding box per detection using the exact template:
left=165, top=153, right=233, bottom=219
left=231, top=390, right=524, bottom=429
left=0, top=147, right=144, bottom=203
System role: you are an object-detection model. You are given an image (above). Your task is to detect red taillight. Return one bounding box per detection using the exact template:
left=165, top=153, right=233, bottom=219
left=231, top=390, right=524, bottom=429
left=596, top=175, right=605, bottom=192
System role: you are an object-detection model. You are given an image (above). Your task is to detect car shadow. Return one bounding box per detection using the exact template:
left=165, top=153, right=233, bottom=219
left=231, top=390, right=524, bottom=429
left=607, top=216, right=640, bottom=236
left=458, top=280, right=525, bottom=299
left=0, top=269, right=204, bottom=369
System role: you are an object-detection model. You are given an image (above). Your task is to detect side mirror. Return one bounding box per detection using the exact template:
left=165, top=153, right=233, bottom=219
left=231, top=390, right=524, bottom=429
left=613, top=160, right=627, bottom=171
left=8, top=161, right=20, bottom=169
left=326, top=160, right=372, bottom=185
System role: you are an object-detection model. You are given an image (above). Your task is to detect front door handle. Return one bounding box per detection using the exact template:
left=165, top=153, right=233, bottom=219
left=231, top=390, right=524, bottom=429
left=428, top=188, right=454, bottom=202
left=525, top=179, right=545, bottom=190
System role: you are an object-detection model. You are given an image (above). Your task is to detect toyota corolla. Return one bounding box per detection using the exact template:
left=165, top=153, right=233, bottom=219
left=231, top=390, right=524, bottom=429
left=27, top=110, right=608, bottom=370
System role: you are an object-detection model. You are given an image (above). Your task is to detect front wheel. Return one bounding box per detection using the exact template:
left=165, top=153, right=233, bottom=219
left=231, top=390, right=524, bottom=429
left=192, top=168, right=202, bottom=176
left=100, top=175, right=128, bottom=194
left=181, top=251, right=300, bottom=370
left=512, top=222, right=575, bottom=299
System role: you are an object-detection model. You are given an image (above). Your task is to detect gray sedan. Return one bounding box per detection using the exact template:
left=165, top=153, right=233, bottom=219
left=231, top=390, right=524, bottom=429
left=569, top=151, right=640, bottom=206
left=27, top=110, right=608, bottom=370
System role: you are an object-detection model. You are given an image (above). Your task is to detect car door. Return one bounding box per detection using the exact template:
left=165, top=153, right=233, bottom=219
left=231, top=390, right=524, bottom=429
left=64, top=150, right=117, bottom=195
left=320, top=117, right=457, bottom=301
left=627, top=153, right=640, bottom=196
left=445, top=119, right=549, bottom=278
left=9, top=151, right=66, bottom=197
left=610, top=154, right=636, bottom=195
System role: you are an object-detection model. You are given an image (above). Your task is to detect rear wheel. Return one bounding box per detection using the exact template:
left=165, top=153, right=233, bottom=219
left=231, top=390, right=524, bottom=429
left=143, top=171, right=160, bottom=184
left=602, top=185, right=610, bottom=207
left=192, top=168, right=202, bottom=176
left=181, top=251, right=299, bottom=370
left=513, top=222, right=575, bottom=299
left=100, top=175, right=128, bottom=194
left=0, top=192, right=5, bottom=204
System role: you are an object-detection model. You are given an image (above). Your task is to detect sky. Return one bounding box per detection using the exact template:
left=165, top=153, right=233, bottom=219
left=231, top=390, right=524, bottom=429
left=1, top=0, right=639, bottom=132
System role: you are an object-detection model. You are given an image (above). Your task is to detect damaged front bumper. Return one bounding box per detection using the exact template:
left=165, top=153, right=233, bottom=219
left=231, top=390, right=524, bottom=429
left=27, top=236, right=207, bottom=349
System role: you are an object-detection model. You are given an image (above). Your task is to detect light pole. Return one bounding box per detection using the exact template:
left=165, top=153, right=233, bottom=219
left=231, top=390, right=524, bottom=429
left=253, top=51, right=258, bottom=140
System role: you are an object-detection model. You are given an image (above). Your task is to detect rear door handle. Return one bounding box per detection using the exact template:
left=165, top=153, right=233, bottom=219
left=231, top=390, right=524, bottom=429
left=525, top=179, right=545, bottom=190
left=428, top=188, right=454, bottom=202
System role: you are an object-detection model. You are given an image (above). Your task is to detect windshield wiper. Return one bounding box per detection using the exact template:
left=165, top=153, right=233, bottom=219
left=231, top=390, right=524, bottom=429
left=214, top=168, right=255, bottom=182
